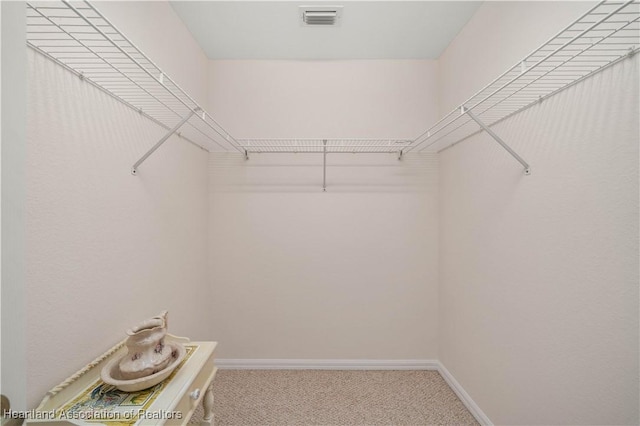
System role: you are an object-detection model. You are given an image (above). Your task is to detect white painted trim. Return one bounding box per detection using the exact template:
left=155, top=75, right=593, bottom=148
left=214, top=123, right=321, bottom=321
left=216, top=359, right=439, bottom=370
left=437, top=362, right=493, bottom=426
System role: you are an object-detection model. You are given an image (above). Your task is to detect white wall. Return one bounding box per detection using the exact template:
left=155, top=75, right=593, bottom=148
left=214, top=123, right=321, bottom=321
left=209, top=60, right=437, bottom=139
left=438, top=1, right=596, bottom=114
left=438, top=2, right=639, bottom=424
left=1, top=1, right=27, bottom=413
left=95, top=1, right=209, bottom=109
left=25, top=2, right=210, bottom=408
left=19, top=1, right=639, bottom=422
left=207, top=60, right=440, bottom=359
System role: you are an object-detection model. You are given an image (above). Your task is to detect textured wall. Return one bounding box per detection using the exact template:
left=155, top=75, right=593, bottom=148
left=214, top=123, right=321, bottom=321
left=1, top=1, right=27, bottom=411
left=19, top=1, right=639, bottom=421
left=209, top=153, right=439, bottom=359
left=207, top=60, right=440, bottom=359
left=95, top=1, right=210, bottom=109
left=208, top=60, right=438, bottom=139
left=438, top=2, right=640, bottom=424
left=438, top=1, right=596, bottom=114
left=24, top=3, right=210, bottom=408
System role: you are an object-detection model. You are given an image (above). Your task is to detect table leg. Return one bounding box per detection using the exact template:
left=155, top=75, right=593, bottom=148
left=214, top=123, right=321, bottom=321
left=201, top=383, right=214, bottom=426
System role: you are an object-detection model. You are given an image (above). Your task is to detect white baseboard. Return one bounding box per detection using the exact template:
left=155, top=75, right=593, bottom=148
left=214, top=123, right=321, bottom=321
left=437, top=362, right=493, bottom=426
left=216, top=358, right=439, bottom=370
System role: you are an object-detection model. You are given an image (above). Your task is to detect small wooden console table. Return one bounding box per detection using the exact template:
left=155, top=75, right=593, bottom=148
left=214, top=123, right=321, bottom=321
left=26, top=336, right=217, bottom=425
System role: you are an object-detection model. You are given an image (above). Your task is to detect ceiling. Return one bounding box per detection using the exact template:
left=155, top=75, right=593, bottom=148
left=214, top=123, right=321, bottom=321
left=170, top=1, right=482, bottom=60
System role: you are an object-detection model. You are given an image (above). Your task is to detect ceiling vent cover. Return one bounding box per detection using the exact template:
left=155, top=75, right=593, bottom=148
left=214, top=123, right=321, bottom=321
left=300, top=6, right=343, bottom=26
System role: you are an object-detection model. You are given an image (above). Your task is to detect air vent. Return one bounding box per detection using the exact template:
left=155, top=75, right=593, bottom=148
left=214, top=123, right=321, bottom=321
left=300, top=6, right=343, bottom=27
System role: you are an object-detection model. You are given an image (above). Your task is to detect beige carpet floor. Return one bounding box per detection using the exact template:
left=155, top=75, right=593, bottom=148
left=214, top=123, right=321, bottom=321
left=190, top=370, right=479, bottom=425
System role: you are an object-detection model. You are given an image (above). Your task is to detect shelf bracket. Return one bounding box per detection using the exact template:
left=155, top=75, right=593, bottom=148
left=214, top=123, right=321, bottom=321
left=322, top=139, right=327, bottom=192
left=131, top=109, right=198, bottom=175
left=462, top=106, right=531, bottom=175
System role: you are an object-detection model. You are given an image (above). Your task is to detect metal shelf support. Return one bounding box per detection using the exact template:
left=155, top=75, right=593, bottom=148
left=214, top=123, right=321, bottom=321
left=131, top=109, right=198, bottom=175
left=462, top=106, right=531, bottom=175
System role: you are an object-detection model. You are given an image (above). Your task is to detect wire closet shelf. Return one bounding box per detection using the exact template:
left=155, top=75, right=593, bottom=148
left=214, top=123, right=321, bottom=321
left=238, top=139, right=412, bottom=154
left=26, top=0, right=244, bottom=161
left=406, top=0, right=640, bottom=159
left=26, top=0, right=639, bottom=171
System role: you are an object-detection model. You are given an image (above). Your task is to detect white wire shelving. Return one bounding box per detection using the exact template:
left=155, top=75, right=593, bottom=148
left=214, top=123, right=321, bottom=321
left=26, top=0, right=245, bottom=174
left=403, top=0, right=640, bottom=174
left=239, top=139, right=412, bottom=155
left=26, top=0, right=639, bottom=178
left=236, top=139, right=413, bottom=190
